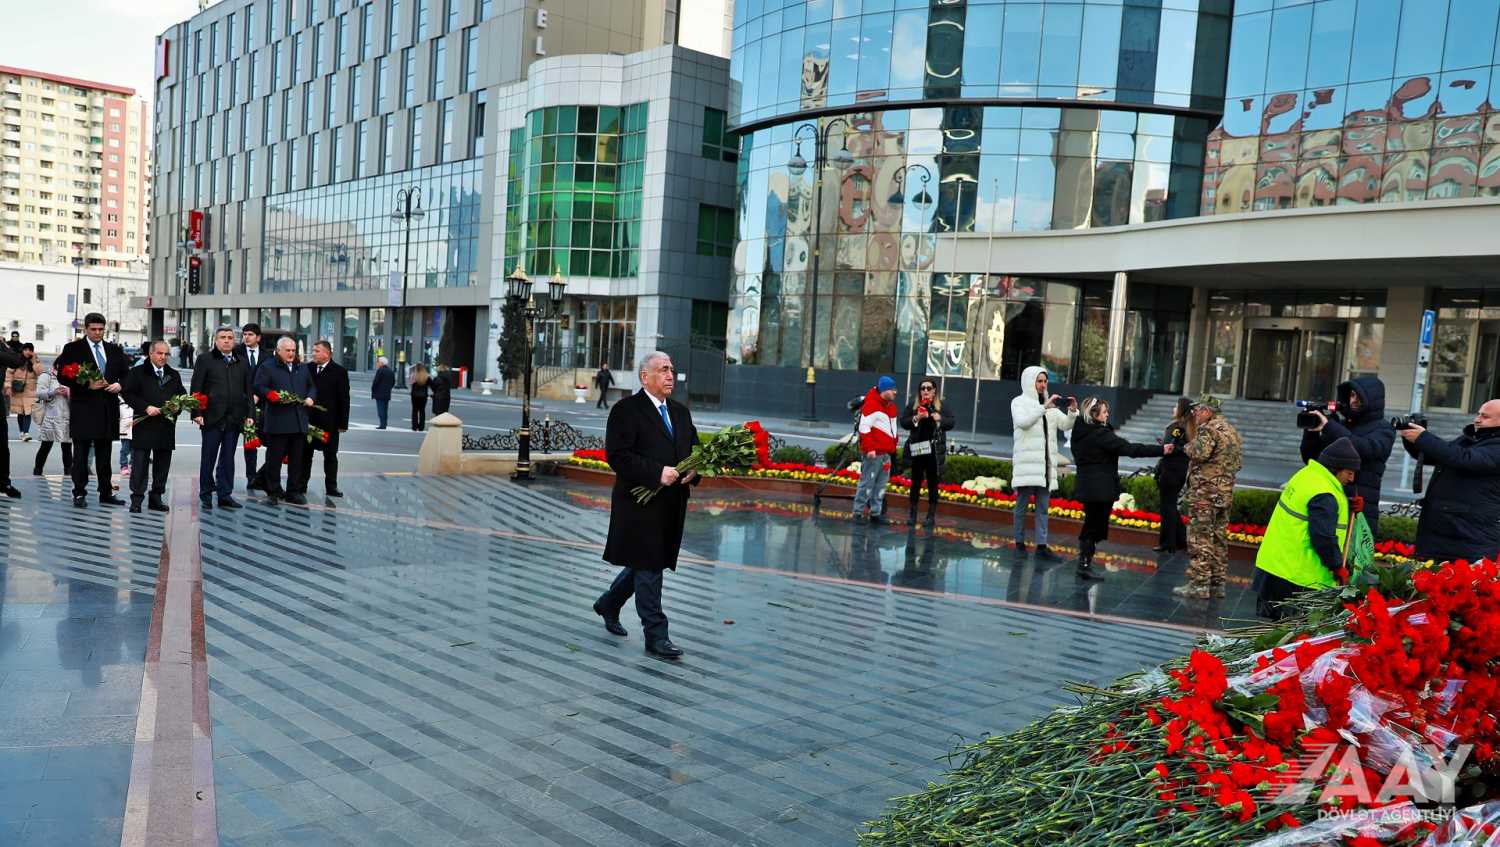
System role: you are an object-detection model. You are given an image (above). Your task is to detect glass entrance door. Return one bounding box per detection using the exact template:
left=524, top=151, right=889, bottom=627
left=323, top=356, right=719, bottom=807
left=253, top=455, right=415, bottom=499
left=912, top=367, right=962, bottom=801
left=1296, top=331, right=1345, bottom=401
left=1243, top=329, right=1297, bottom=401
left=1472, top=321, right=1500, bottom=412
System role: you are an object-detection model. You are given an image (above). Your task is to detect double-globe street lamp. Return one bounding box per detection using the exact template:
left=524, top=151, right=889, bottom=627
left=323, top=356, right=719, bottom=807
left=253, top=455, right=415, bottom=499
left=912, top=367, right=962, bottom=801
left=788, top=117, right=853, bottom=422
left=505, top=265, right=567, bottom=480
left=388, top=185, right=426, bottom=389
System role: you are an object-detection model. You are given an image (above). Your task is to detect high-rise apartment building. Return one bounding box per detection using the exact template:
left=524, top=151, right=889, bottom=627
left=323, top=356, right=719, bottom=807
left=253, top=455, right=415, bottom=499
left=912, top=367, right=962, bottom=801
left=150, top=0, right=735, bottom=390
left=0, top=66, right=151, bottom=268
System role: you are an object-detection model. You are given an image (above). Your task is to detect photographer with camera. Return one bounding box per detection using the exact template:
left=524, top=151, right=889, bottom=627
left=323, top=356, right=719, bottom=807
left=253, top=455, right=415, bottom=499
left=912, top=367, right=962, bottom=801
left=1398, top=399, right=1500, bottom=564
left=1298, top=376, right=1395, bottom=538
left=852, top=376, right=900, bottom=525
left=1010, top=366, right=1078, bottom=561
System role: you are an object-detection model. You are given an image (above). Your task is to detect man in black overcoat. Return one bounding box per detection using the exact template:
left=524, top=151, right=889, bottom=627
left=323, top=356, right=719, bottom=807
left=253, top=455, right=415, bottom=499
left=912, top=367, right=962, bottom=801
left=301, top=340, right=351, bottom=497
left=121, top=341, right=186, bottom=514
left=252, top=337, right=317, bottom=505
left=191, top=326, right=255, bottom=510
left=234, top=323, right=272, bottom=489
left=56, top=313, right=131, bottom=508
left=592, top=352, right=699, bottom=660
left=0, top=341, right=22, bottom=498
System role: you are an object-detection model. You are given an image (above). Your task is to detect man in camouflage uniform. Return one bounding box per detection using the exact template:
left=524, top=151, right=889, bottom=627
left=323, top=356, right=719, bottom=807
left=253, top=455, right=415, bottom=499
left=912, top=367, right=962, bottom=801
left=1174, top=394, right=1243, bottom=600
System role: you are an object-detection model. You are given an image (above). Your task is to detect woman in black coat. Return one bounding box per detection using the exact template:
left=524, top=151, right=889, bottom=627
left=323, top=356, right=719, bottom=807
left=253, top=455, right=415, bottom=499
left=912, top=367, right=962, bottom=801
left=1069, top=397, right=1172, bottom=580
left=430, top=366, right=453, bottom=415
left=409, top=365, right=429, bottom=431
left=898, top=379, right=957, bottom=526
left=1155, top=397, right=1193, bottom=553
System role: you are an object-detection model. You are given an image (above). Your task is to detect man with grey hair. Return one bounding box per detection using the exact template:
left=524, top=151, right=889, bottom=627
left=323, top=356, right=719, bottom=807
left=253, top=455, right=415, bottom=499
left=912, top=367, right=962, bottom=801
left=252, top=336, right=317, bottom=505
left=371, top=355, right=395, bottom=429
left=592, top=351, right=699, bottom=660
left=122, top=341, right=187, bottom=513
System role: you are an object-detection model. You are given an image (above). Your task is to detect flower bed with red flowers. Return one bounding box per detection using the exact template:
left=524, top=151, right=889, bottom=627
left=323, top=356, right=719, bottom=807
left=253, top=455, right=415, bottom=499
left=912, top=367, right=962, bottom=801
left=861, top=559, right=1500, bottom=846
left=567, top=450, right=1421, bottom=565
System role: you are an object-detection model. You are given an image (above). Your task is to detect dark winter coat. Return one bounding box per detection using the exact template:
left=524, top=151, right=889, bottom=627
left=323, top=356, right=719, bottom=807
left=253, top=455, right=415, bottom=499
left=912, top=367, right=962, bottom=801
left=898, top=401, right=957, bottom=470
left=122, top=362, right=187, bottom=451
left=1300, top=375, right=1395, bottom=521
left=1156, top=419, right=1191, bottom=486
left=1070, top=419, right=1165, bottom=503
left=430, top=371, right=452, bottom=414
left=603, top=390, right=700, bottom=573
left=190, top=349, right=253, bottom=430
left=1402, top=425, right=1500, bottom=564
left=252, top=360, right=317, bottom=436
left=308, top=360, right=351, bottom=432
left=371, top=365, right=395, bottom=400
left=55, top=337, right=131, bottom=441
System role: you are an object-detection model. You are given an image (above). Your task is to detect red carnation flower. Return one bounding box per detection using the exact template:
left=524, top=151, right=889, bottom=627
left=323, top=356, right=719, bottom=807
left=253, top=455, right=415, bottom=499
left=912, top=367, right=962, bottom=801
left=266, top=390, right=281, bottom=402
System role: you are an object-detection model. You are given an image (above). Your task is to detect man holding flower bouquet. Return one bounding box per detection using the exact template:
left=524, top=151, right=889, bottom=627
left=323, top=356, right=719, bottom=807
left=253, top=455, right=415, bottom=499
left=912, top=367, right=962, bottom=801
left=122, top=341, right=189, bottom=514
left=593, top=351, right=699, bottom=661
left=56, top=312, right=131, bottom=508
left=252, top=337, right=318, bottom=505
left=191, top=326, right=255, bottom=510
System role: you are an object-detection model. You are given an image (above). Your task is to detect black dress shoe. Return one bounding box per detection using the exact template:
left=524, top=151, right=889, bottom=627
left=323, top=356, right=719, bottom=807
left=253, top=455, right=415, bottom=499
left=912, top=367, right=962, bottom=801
left=148, top=500, right=170, bottom=513
left=73, top=495, right=87, bottom=508
left=326, top=488, right=344, bottom=498
left=1075, top=564, right=1105, bottom=581
left=217, top=497, right=243, bottom=509
left=100, top=495, right=126, bottom=506
left=246, top=478, right=264, bottom=492
left=200, top=498, right=214, bottom=511
left=2, top=484, right=20, bottom=499
left=1035, top=545, right=1062, bottom=562
left=129, top=501, right=143, bottom=514
left=265, top=493, right=282, bottom=505
left=646, top=640, right=684, bottom=660
left=285, top=493, right=308, bottom=506
left=592, top=602, right=627, bottom=637
left=1013, top=540, right=1029, bottom=552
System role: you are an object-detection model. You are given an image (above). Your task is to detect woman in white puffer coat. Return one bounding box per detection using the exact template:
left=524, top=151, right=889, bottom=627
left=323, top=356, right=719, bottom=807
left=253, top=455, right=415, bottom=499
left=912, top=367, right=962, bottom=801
left=1010, top=365, right=1078, bottom=559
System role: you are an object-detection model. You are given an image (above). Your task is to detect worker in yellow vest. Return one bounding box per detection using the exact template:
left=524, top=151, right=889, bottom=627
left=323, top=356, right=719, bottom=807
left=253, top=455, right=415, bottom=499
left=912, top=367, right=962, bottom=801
left=1254, top=437, right=1361, bottom=620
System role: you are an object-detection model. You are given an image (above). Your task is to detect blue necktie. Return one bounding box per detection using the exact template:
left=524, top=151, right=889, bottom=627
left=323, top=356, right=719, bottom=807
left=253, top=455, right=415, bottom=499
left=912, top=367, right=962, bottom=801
left=92, top=342, right=105, bottom=371
left=658, top=403, right=673, bottom=438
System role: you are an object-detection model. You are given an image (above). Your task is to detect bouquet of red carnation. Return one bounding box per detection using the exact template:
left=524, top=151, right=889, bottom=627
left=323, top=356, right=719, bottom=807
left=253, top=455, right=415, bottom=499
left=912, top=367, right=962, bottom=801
left=133, top=391, right=208, bottom=426
left=264, top=389, right=326, bottom=411
left=306, top=425, right=331, bottom=445
left=241, top=418, right=261, bottom=451
left=60, top=361, right=104, bottom=387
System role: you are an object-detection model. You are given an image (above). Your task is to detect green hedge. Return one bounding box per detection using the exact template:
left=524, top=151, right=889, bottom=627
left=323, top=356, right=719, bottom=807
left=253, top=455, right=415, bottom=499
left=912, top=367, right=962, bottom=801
left=1228, top=489, right=1280, bottom=525
left=1121, top=475, right=1162, bottom=513
left=772, top=444, right=818, bottom=466
left=825, top=441, right=858, bottom=469
left=1377, top=514, right=1417, bottom=544
left=939, top=455, right=1013, bottom=486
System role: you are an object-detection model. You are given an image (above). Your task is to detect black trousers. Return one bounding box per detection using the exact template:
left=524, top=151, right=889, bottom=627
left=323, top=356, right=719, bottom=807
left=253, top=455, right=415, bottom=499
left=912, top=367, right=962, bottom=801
left=1158, top=475, right=1187, bottom=550
left=1256, top=571, right=1304, bottom=620
left=129, top=447, right=172, bottom=502
left=297, top=430, right=340, bottom=492
left=261, top=433, right=307, bottom=496
left=907, top=455, right=939, bottom=510
left=597, top=567, right=669, bottom=644
left=199, top=425, right=240, bottom=501
left=34, top=440, right=72, bottom=475
left=71, top=438, right=115, bottom=498
left=1078, top=499, right=1113, bottom=559
left=0, top=411, right=8, bottom=487
left=411, top=399, right=426, bottom=431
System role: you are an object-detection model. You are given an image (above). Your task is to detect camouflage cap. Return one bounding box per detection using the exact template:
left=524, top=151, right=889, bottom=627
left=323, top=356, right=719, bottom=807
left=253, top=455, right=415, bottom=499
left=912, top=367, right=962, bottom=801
left=1192, top=394, right=1223, bottom=413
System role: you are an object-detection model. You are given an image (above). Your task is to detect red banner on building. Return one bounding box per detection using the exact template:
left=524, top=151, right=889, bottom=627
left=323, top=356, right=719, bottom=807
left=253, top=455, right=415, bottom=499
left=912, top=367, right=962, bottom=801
left=188, top=209, right=204, bottom=248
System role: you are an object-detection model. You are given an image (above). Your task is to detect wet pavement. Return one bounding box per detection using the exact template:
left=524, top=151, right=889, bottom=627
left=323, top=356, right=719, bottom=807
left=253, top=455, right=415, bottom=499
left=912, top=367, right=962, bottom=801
left=1, top=471, right=1209, bottom=845
left=0, top=479, right=160, bottom=846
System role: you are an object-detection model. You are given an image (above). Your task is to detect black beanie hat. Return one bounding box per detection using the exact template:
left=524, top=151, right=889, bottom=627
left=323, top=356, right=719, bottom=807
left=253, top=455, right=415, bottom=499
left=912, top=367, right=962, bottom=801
left=1318, top=437, right=1361, bottom=473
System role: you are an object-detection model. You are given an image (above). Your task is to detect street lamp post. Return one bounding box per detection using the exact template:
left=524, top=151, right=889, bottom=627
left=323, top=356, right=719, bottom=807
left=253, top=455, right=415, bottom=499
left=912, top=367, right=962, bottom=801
left=72, top=254, right=84, bottom=335
left=389, top=185, right=425, bottom=389
left=889, top=163, right=935, bottom=398
left=505, top=265, right=567, bottom=481
left=788, top=117, right=853, bottom=422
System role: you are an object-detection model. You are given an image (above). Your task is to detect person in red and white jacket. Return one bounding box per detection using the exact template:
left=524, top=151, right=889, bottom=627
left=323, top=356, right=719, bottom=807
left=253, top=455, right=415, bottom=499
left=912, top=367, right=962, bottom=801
left=853, top=376, right=900, bottom=523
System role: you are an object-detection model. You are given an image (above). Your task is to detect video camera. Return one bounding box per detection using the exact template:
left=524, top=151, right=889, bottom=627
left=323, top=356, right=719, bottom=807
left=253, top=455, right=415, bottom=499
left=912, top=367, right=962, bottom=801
left=1391, top=412, right=1428, bottom=431
left=847, top=396, right=865, bottom=412
left=1295, top=399, right=1337, bottom=429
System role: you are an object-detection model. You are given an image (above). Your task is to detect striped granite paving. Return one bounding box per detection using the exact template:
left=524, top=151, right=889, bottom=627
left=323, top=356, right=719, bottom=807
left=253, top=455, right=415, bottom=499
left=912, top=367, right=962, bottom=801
left=199, top=476, right=1194, bottom=846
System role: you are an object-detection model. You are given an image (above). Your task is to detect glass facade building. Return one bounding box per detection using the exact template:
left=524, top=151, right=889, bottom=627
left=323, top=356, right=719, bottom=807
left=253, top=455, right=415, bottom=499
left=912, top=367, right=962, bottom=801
left=1204, top=0, right=1500, bottom=213
left=725, top=0, right=1232, bottom=393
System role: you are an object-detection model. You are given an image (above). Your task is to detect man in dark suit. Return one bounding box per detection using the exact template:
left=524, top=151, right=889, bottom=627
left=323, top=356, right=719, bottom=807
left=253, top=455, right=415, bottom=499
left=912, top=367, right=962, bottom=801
left=252, top=337, right=317, bottom=505
left=121, top=341, right=186, bottom=514
left=191, top=326, right=254, bottom=510
left=301, top=340, right=351, bottom=497
left=56, top=313, right=131, bottom=508
left=371, top=356, right=394, bottom=429
left=234, top=323, right=271, bottom=490
left=592, top=351, right=698, bottom=660
left=0, top=341, right=22, bottom=498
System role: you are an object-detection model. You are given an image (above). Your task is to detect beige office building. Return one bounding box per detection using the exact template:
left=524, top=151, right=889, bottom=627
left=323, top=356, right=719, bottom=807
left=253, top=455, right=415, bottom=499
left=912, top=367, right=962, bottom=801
left=0, top=66, right=151, bottom=270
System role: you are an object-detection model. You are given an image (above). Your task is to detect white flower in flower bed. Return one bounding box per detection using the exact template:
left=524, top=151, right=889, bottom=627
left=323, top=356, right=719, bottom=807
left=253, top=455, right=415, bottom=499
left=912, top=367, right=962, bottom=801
left=1113, top=492, right=1137, bottom=511
left=848, top=461, right=862, bottom=474
left=961, top=476, right=1007, bottom=495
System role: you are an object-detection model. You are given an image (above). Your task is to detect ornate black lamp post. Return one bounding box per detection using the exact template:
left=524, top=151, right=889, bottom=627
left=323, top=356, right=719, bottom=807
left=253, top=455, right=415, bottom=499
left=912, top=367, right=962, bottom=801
left=506, top=265, right=567, bottom=480
left=788, top=117, right=853, bottom=422
left=389, top=185, right=425, bottom=389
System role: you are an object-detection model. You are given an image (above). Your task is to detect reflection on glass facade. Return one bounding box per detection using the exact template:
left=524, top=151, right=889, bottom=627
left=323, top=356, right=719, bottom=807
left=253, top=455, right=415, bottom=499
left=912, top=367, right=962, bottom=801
left=263, top=159, right=482, bottom=293
left=503, top=103, right=649, bottom=277
left=729, top=0, right=1232, bottom=125
left=726, top=0, right=1230, bottom=390
left=1203, top=0, right=1500, bottom=213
